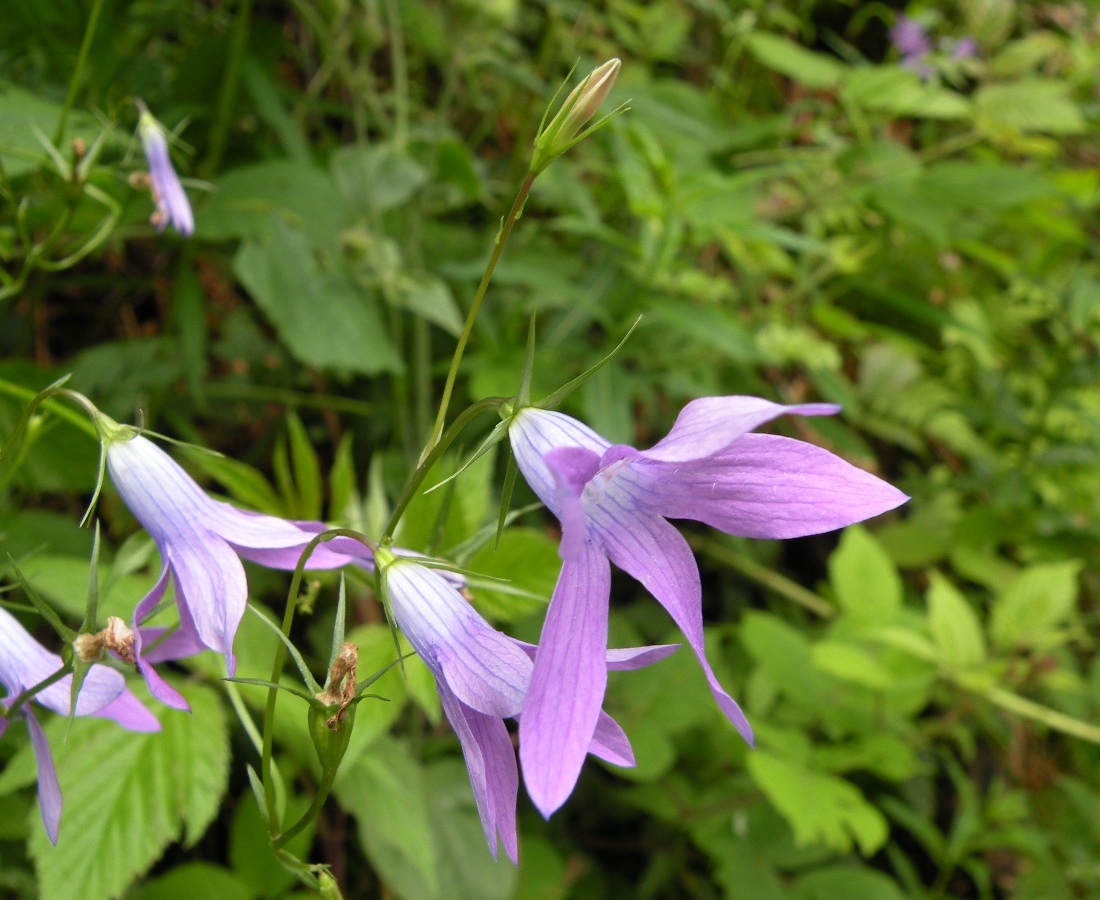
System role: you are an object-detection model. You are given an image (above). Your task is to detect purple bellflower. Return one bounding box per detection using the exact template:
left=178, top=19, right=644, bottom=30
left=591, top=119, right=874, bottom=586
left=99, top=420, right=373, bottom=710
left=136, top=102, right=194, bottom=237
left=375, top=550, right=679, bottom=862
left=508, top=396, right=908, bottom=816
left=0, top=606, right=159, bottom=843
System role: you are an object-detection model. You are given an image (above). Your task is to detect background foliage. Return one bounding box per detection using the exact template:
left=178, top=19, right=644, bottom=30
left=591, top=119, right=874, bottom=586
left=2, top=0, right=1099, bottom=897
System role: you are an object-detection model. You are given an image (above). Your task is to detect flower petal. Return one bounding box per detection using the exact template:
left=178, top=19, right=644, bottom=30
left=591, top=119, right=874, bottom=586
left=510, top=408, right=609, bottom=514
left=0, top=606, right=127, bottom=718
left=519, top=539, right=611, bottom=818
left=642, top=396, right=838, bottom=463
left=24, top=709, right=62, bottom=844
left=595, top=511, right=753, bottom=746
left=604, top=644, right=680, bottom=670
left=165, top=534, right=247, bottom=671
left=385, top=561, right=530, bottom=718
left=589, top=712, right=634, bottom=767
left=92, top=691, right=161, bottom=732
left=133, top=567, right=192, bottom=711
left=640, top=433, right=908, bottom=538
left=438, top=681, right=519, bottom=864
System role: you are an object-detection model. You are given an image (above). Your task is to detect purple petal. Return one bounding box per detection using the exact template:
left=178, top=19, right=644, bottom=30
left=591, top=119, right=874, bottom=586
left=642, top=396, right=839, bottom=464
left=385, top=561, right=531, bottom=718
left=589, top=712, right=634, bottom=767
left=24, top=709, right=62, bottom=844
left=640, top=433, right=908, bottom=538
left=139, top=110, right=194, bottom=237
left=519, top=540, right=611, bottom=817
left=509, top=408, right=609, bottom=514
left=544, top=447, right=600, bottom=560
left=0, top=606, right=128, bottom=718
left=604, top=644, right=680, bottom=670
left=133, top=568, right=193, bottom=711
left=437, top=681, right=519, bottom=864
left=165, top=536, right=247, bottom=670
left=92, top=691, right=161, bottom=732
left=594, top=511, right=753, bottom=745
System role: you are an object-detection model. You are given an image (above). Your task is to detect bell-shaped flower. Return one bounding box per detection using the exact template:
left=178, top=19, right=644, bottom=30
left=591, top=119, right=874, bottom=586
left=99, top=420, right=373, bottom=710
left=508, top=396, right=908, bottom=816
left=376, top=551, right=678, bottom=863
left=136, top=101, right=194, bottom=237
left=0, top=606, right=159, bottom=843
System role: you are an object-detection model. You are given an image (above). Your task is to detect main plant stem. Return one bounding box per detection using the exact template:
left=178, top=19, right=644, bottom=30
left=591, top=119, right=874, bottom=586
left=420, top=172, right=535, bottom=463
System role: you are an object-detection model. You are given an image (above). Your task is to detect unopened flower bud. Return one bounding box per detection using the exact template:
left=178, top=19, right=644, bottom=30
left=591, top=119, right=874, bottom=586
left=532, top=58, right=621, bottom=174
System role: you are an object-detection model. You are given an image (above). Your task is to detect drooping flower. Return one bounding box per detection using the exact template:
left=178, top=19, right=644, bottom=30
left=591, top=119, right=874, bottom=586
left=136, top=101, right=194, bottom=237
left=508, top=396, right=908, bottom=815
left=98, top=417, right=373, bottom=710
left=0, top=606, right=159, bottom=843
left=376, top=551, right=678, bottom=862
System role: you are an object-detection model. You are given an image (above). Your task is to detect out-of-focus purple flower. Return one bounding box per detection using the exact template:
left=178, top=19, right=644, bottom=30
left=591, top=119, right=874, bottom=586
left=136, top=102, right=194, bottom=237
left=0, top=606, right=159, bottom=843
left=891, top=14, right=932, bottom=62
left=376, top=551, right=678, bottom=863
left=948, top=36, right=978, bottom=60
left=509, top=397, right=908, bottom=816
left=99, top=419, right=375, bottom=710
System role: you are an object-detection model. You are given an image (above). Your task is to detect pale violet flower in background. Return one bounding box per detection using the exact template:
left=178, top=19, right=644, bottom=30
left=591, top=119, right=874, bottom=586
left=136, top=101, right=194, bottom=237
left=890, top=14, right=932, bottom=71
left=0, top=606, right=159, bottom=843
left=376, top=551, right=679, bottom=862
left=890, top=14, right=976, bottom=79
left=99, top=419, right=373, bottom=710
left=509, top=396, right=908, bottom=815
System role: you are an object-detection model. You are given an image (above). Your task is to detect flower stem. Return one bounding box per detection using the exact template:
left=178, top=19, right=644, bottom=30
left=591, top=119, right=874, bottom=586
left=54, top=0, right=107, bottom=145
left=420, top=172, right=536, bottom=463
left=203, top=0, right=254, bottom=176
left=383, top=397, right=507, bottom=541
left=690, top=536, right=837, bottom=619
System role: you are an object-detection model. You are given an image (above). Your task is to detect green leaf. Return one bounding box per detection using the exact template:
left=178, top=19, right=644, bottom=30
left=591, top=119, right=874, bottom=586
left=27, top=683, right=230, bottom=900
left=810, top=641, right=894, bottom=690
left=841, top=67, right=970, bottom=119
left=795, top=865, right=907, bottom=900
left=395, top=274, right=464, bottom=337
left=11, top=553, right=158, bottom=621
left=331, top=143, right=429, bottom=214
left=989, top=561, right=1082, bottom=651
left=335, top=735, right=440, bottom=898
left=199, top=160, right=345, bottom=246
left=233, top=216, right=402, bottom=375
left=926, top=573, right=986, bottom=670
left=423, top=760, right=518, bottom=899
left=746, top=33, right=844, bottom=89
left=128, top=863, right=252, bottom=900
left=747, top=752, right=888, bottom=855
left=828, top=526, right=903, bottom=628
left=284, top=412, right=323, bottom=520
left=975, top=80, right=1085, bottom=135
left=465, top=527, right=558, bottom=622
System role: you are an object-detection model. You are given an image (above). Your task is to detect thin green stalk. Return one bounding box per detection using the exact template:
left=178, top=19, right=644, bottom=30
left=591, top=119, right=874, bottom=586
left=422, top=172, right=536, bottom=461
left=384, top=397, right=507, bottom=541
left=203, top=0, right=255, bottom=176
left=258, top=529, right=370, bottom=835
left=272, top=766, right=337, bottom=850
left=54, top=0, right=107, bottom=144
left=690, top=535, right=836, bottom=619
left=384, top=0, right=409, bottom=150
